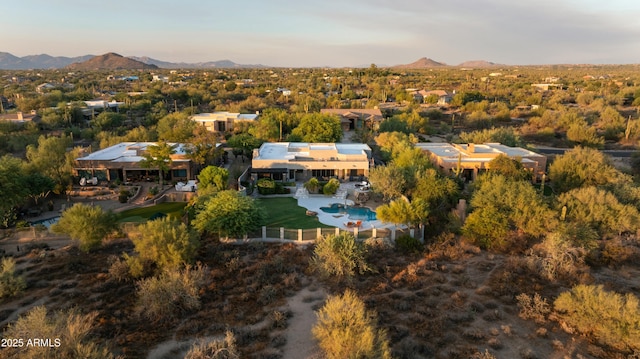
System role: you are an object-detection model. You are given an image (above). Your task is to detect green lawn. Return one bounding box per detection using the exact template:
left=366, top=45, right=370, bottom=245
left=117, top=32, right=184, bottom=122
left=256, top=197, right=331, bottom=229
left=116, top=202, right=187, bottom=223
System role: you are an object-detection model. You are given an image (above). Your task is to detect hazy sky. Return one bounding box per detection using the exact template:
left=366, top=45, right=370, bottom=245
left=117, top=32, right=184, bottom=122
left=4, top=0, right=640, bottom=67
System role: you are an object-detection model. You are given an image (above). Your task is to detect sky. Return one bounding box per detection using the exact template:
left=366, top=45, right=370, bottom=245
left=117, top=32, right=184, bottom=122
left=3, top=0, right=640, bottom=67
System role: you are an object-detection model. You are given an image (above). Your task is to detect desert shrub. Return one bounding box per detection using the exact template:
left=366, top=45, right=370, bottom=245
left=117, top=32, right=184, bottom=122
left=312, top=289, right=391, bottom=359
left=554, top=284, right=640, bottom=351
left=395, top=234, right=423, bottom=253
left=149, top=186, right=159, bottom=195
left=257, top=178, right=276, bottom=195
left=51, top=203, right=117, bottom=252
left=107, top=255, right=130, bottom=282
left=184, top=331, right=239, bottom=359
left=118, top=189, right=131, bottom=203
left=128, top=217, right=199, bottom=272
left=524, top=231, right=588, bottom=281
left=0, top=257, right=25, bottom=299
left=2, top=305, right=113, bottom=359
left=462, top=206, right=509, bottom=249
left=516, top=293, right=551, bottom=324
left=310, top=233, right=374, bottom=280
left=304, top=177, right=320, bottom=194
left=322, top=178, right=340, bottom=195
left=136, top=264, right=207, bottom=322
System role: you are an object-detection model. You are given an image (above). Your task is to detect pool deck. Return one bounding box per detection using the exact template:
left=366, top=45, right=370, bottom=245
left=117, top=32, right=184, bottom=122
left=296, top=195, right=393, bottom=231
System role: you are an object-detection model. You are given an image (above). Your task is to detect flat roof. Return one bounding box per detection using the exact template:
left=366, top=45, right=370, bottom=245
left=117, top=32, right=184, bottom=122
left=76, top=142, right=192, bottom=162
left=254, top=142, right=371, bottom=161
left=416, top=142, right=544, bottom=159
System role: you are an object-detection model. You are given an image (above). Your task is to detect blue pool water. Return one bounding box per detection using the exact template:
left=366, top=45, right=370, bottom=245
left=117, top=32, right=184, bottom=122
left=30, top=217, right=60, bottom=229
left=319, top=203, right=377, bottom=220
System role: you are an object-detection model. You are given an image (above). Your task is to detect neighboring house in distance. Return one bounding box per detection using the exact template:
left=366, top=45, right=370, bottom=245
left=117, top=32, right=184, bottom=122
left=74, top=142, right=197, bottom=183
left=36, top=83, right=56, bottom=93
left=531, top=83, right=564, bottom=91
left=190, top=111, right=259, bottom=133
left=419, top=90, right=453, bottom=105
left=320, top=108, right=383, bottom=131
left=152, top=75, right=169, bottom=82
left=416, top=142, right=547, bottom=181
left=0, top=110, right=40, bottom=124
left=251, top=142, right=372, bottom=181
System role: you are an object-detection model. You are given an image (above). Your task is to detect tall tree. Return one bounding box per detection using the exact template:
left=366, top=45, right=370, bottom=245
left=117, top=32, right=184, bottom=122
left=26, top=135, right=73, bottom=194
left=197, top=166, right=229, bottom=194
left=140, top=141, right=176, bottom=188
left=192, top=190, right=265, bottom=239
left=157, top=112, right=196, bottom=142
left=291, top=113, right=342, bottom=143
left=549, top=147, right=630, bottom=193
left=0, top=155, right=28, bottom=228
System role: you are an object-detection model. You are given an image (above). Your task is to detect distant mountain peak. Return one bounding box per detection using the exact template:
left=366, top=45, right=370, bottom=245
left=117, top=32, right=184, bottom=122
left=394, top=57, right=448, bottom=68
left=66, top=53, right=158, bottom=70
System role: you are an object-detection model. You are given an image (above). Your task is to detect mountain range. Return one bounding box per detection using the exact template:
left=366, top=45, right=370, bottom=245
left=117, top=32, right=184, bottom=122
left=0, top=52, right=262, bottom=70
left=0, top=51, right=504, bottom=70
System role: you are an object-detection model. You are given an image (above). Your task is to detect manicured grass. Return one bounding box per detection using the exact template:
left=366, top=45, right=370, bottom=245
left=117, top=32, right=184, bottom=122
left=256, top=197, right=331, bottom=229
left=116, top=202, right=187, bottom=223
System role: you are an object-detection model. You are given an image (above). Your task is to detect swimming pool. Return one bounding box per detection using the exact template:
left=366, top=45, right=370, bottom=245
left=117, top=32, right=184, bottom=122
left=30, top=216, right=60, bottom=229
left=319, top=203, right=377, bottom=220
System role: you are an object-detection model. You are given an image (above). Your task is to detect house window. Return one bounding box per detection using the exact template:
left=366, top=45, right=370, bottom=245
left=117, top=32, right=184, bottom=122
left=311, top=169, right=335, bottom=178
left=172, top=169, right=187, bottom=178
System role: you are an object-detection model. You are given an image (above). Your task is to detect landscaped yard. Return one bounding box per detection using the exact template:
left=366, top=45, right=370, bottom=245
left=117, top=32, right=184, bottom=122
left=256, top=197, right=331, bottom=229
left=116, top=202, right=187, bottom=223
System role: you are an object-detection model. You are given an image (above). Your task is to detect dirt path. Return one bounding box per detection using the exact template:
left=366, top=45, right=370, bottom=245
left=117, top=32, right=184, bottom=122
left=281, top=284, right=326, bottom=359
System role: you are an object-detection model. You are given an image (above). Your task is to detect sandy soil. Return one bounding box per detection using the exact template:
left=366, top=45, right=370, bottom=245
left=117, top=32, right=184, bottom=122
left=281, top=283, right=326, bottom=359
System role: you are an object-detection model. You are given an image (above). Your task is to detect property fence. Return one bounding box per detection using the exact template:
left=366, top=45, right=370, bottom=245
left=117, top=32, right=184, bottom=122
left=244, top=225, right=420, bottom=243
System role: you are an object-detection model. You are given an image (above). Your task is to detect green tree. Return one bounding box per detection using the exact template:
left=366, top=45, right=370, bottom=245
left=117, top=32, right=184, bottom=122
left=26, top=134, right=74, bottom=193
left=462, top=205, right=509, bottom=249
left=549, top=147, right=630, bottom=193
left=566, top=121, right=604, bottom=148
left=0, top=155, right=28, bottom=227
left=51, top=203, right=117, bottom=252
left=129, top=217, right=199, bottom=272
left=291, top=113, right=342, bottom=142
left=193, top=190, right=265, bottom=239
left=140, top=141, right=176, bottom=188
left=157, top=112, right=196, bottom=142
left=554, top=285, right=640, bottom=351
left=23, top=173, right=55, bottom=206
left=249, top=108, right=291, bottom=141
left=466, top=174, right=556, bottom=239
left=310, top=233, right=373, bottom=279
left=312, top=289, right=391, bottom=359
left=368, top=165, right=407, bottom=201
left=197, top=166, right=229, bottom=193
left=459, top=127, right=521, bottom=147
left=558, top=186, right=640, bottom=237
left=227, top=133, right=262, bottom=161
left=90, top=111, right=126, bottom=131
left=187, top=125, right=223, bottom=168
left=487, top=154, right=532, bottom=181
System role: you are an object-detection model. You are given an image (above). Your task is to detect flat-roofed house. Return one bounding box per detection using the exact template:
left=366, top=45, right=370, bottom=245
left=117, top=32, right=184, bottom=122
left=251, top=142, right=372, bottom=181
left=190, top=111, right=259, bottom=133
left=320, top=109, right=383, bottom=131
left=0, top=110, right=40, bottom=124
left=416, top=142, right=547, bottom=181
left=74, top=142, right=197, bottom=184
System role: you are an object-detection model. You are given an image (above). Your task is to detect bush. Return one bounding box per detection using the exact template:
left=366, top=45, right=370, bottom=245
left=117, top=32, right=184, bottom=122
left=136, top=264, right=207, bottom=322
left=0, top=257, right=25, bottom=299
left=310, top=233, right=374, bottom=280
left=2, top=306, right=114, bottom=359
left=118, top=189, right=131, bottom=203
left=257, top=178, right=276, bottom=195
left=322, top=178, right=340, bottom=195
left=554, top=284, right=640, bottom=351
left=185, top=331, right=239, bottom=359
left=395, top=234, right=423, bottom=253
left=304, top=177, right=320, bottom=194
left=128, top=217, right=200, bottom=272
left=312, top=289, right=391, bottom=359
left=516, top=293, right=550, bottom=324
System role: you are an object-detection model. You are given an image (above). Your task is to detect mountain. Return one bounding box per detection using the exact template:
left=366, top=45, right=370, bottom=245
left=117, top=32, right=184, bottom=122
left=66, top=53, right=158, bottom=70
left=0, top=52, right=93, bottom=69
left=394, top=57, right=448, bottom=69
left=130, top=56, right=264, bottom=69
left=457, top=60, right=504, bottom=68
